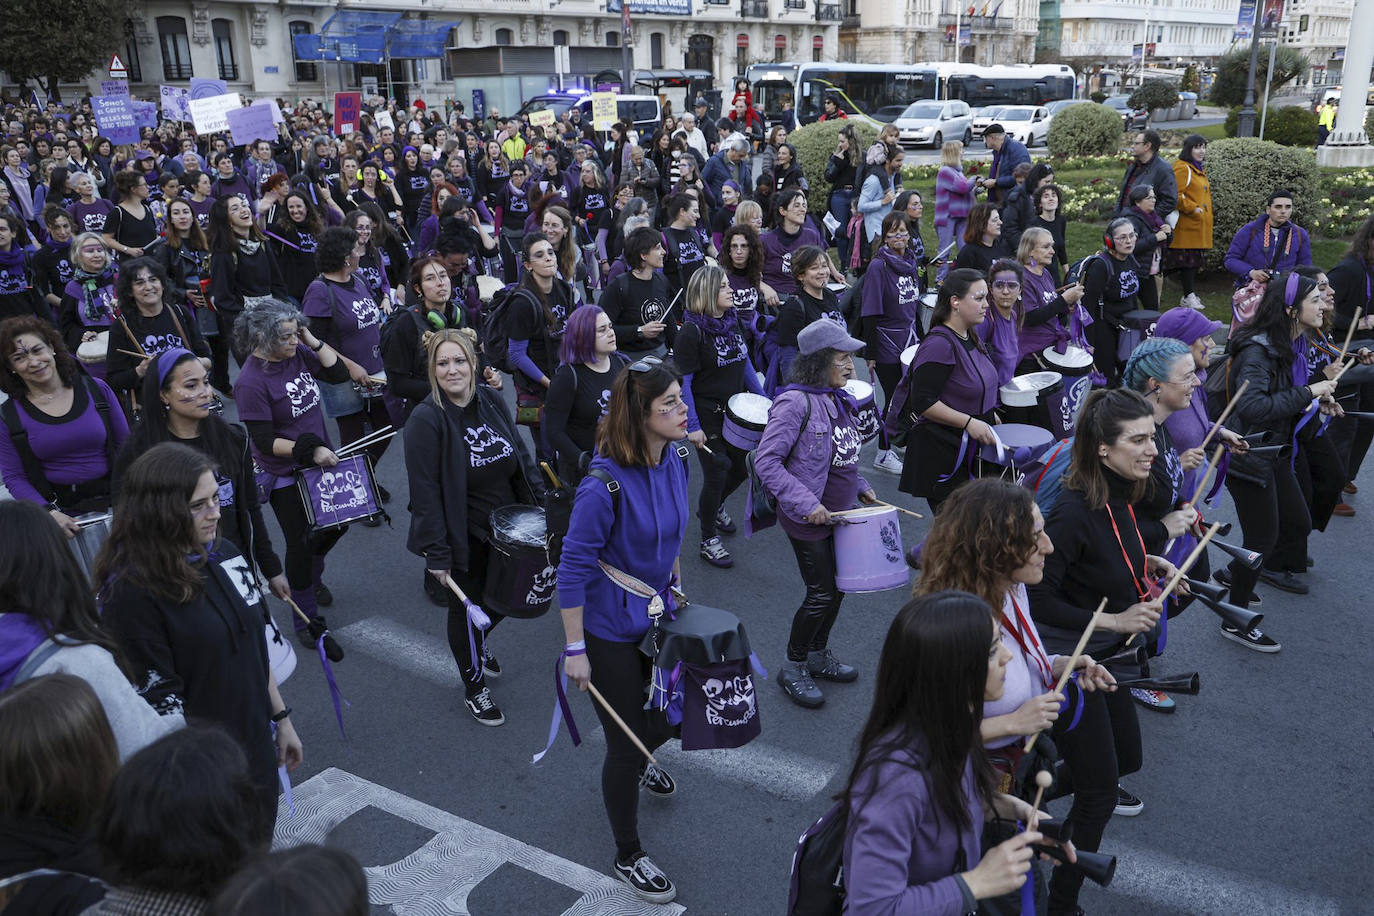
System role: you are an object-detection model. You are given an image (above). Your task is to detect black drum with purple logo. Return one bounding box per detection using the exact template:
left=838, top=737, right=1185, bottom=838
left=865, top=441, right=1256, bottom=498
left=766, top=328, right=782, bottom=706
left=484, top=505, right=556, bottom=618
left=295, top=455, right=384, bottom=534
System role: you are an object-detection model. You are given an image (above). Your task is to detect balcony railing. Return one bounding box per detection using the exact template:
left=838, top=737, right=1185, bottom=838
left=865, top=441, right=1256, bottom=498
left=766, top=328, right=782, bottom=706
left=936, top=12, right=1013, bottom=28
left=817, top=3, right=842, bottom=20
left=743, top=0, right=770, bottom=15
left=784, top=0, right=808, bottom=9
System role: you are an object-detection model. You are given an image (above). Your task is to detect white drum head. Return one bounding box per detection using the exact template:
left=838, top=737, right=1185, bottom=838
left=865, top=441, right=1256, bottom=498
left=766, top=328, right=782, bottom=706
left=901, top=344, right=920, bottom=368
left=476, top=275, right=504, bottom=302
left=1000, top=371, right=1063, bottom=408
left=843, top=379, right=873, bottom=400
left=1041, top=345, right=1093, bottom=370
left=77, top=331, right=109, bottom=364
left=727, top=392, right=772, bottom=425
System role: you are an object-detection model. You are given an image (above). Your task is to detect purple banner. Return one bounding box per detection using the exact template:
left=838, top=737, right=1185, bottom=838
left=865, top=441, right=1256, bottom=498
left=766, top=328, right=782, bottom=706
left=101, top=80, right=129, bottom=97
left=132, top=100, right=159, bottom=130
left=225, top=104, right=277, bottom=146
left=90, top=95, right=139, bottom=145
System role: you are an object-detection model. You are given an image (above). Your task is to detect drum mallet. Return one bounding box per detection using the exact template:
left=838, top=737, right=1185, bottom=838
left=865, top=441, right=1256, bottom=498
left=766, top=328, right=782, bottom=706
left=1028, top=769, right=1053, bottom=832
left=444, top=578, right=492, bottom=630
left=1023, top=597, right=1107, bottom=753
left=587, top=683, right=659, bottom=767
left=1124, top=522, right=1222, bottom=647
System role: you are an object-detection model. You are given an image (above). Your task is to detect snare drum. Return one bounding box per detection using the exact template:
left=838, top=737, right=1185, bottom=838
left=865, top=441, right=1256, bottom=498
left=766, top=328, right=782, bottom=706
left=843, top=379, right=880, bottom=442
left=723, top=393, right=772, bottom=451
left=918, top=292, right=937, bottom=336
left=1118, top=309, right=1161, bottom=364
left=980, top=423, right=1056, bottom=470
left=76, top=332, right=109, bottom=379
left=1040, top=345, right=1094, bottom=437
left=354, top=369, right=387, bottom=401
left=833, top=505, right=908, bottom=593
left=484, top=505, right=556, bottom=618
left=68, top=511, right=113, bottom=586
left=295, top=454, right=384, bottom=533
left=999, top=371, right=1063, bottom=436
left=901, top=343, right=920, bottom=371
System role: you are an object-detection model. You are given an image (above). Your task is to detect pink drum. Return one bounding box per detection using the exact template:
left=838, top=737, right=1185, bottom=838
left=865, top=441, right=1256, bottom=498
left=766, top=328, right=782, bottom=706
left=833, top=505, right=908, bottom=593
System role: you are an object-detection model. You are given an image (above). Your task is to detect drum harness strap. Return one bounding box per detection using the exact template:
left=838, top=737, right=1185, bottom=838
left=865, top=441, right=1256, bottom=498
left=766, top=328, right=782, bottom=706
left=0, top=374, right=116, bottom=508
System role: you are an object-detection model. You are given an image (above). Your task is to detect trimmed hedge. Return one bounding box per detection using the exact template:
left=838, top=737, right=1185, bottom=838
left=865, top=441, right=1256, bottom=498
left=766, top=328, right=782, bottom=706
left=1047, top=103, right=1124, bottom=157
left=1223, top=105, right=1319, bottom=147
left=1203, top=137, right=1319, bottom=269
left=791, top=118, right=879, bottom=217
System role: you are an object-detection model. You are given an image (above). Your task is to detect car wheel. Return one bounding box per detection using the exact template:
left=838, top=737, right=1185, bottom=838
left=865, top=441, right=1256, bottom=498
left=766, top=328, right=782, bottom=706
left=963, top=128, right=972, bottom=145
left=932, top=131, right=942, bottom=149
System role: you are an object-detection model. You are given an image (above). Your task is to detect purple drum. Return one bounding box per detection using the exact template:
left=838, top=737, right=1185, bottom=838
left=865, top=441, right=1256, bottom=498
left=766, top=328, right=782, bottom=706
left=999, top=371, right=1063, bottom=435
left=833, top=505, right=908, bottom=593
left=295, top=455, right=383, bottom=533
left=1040, top=345, right=1094, bottom=438
left=843, top=379, right=880, bottom=442
left=724, top=393, right=771, bottom=451
left=980, top=424, right=1056, bottom=470
left=484, top=505, right=556, bottom=619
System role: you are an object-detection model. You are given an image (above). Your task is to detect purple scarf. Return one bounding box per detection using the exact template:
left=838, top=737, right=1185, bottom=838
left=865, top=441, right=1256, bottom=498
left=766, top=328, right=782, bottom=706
left=1291, top=336, right=1310, bottom=387
left=778, top=383, right=857, bottom=418
left=0, top=243, right=25, bottom=279
left=978, top=306, right=1020, bottom=387
left=0, top=614, right=52, bottom=691
left=685, top=306, right=740, bottom=338
left=1132, top=205, right=1165, bottom=234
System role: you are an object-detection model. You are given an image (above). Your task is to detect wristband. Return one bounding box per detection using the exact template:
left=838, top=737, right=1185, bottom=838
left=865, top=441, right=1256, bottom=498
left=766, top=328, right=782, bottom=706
left=271, top=706, right=292, bottom=722
left=565, top=646, right=587, bottom=657
left=310, top=339, right=325, bottom=352
left=962, top=415, right=972, bottom=430
left=565, top=640, right=586, bottom=652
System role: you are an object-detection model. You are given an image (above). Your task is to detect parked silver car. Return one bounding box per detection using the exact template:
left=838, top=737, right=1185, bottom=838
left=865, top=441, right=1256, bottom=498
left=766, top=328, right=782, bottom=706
left=894, top=99, right=974, bottom=149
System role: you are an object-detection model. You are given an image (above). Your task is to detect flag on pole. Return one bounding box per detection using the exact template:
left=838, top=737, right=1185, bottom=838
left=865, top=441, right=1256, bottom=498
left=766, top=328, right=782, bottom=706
left=991, top=0, right=1003, bottom=19
left=622, top=0, right=632, bottom=38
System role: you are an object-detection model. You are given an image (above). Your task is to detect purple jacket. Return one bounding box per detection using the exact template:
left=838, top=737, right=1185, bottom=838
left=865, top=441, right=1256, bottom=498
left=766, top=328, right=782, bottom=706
left=934, top=165, right=977, bottom=227
left=752, top=390, right=872, bottom=530
left=843, top=741, right=982, bottom=915
left=1223, top=216, right=1311, bottom=288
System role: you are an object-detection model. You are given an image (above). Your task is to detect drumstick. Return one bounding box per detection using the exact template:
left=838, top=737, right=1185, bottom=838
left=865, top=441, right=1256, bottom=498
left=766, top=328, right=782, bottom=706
left=1027, top=769, right=1053, bottom=833
left=1124, top=522, right=1222, bottom=647
left=587, top=683, right=658, bottom=766
left=112, top=310, right=147, bottom=357
left=871, top=499, right=924, bottom=520
left=116, top=348, right=150, bottom=360
left=1023, top=597, right=1107, bottom=753
left=540, top=461, right=563, bottom=489
left=1330, top=357, right=1357, bottom=385
left=281, top=595, right=315, bottom=628
left=1337, top=307, right=1363, bottom=364
left=1198, top=379, right=1250, bottom=452
left=697, top=442, right=714, bottom=455
left=335, top=430, right=398, bottom=458
left=335, top=425, right=394, bottom=456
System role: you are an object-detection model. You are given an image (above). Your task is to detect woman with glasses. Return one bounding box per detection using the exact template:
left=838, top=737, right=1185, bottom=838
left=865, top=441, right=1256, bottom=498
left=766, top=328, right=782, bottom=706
left=977, top=258, right=1027, bottom=388
left=1014, top=227, right=1089, bottom=369
left=896, top=269, right=999, bottom=514
left=100, top=171, right=157, bottom=262
left=557, top=356, right=690, bottom=905
left=105, top=257, right=211, bottom=405
left=1082, top=217, right=1145, bottom=386
left=678, top=265, right=766, bottom=568
left=57, top=232, right=117, bottom=365
left=754, top=318, right=877, bottom=709
left=0, top=316, right=129, bottom=537
left=404, top=329, right=543, bottom=727
left=1121, top=185, right=1171, bottom=313
left=862, top=212, right=923, bottom=475
left=96, top=442, right=303, bottom=841
left=544, top=304, right=629, bottom=486
left=231, top=299, right=351, bottom=652
left=506, top=233, right=572, bottom=459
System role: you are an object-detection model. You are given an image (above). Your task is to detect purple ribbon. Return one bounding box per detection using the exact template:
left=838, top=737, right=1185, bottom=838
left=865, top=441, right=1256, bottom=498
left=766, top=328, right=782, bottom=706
left=1056, top=673, right=1085, bottom=733
left=1019, top=850, right=1036, bottom=915
left=532, top=649, right=583, bottom=765
left=272, top=721, right=295, bottom=818
left=1291, top=399, right=1322, bottom=471
left=317, top=636, right=351, bottom=741
left=1205, top=451, right=1230, bottom=505
left=463, top=597, right=491, bottom=679
left=937, top=429, right=975, bottom=483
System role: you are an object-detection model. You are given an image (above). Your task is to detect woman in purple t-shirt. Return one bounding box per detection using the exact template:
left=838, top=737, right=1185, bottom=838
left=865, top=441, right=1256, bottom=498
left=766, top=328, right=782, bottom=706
left=232, top=298, right=352, bottom=650
left=65, top=172, right=114, bottom=236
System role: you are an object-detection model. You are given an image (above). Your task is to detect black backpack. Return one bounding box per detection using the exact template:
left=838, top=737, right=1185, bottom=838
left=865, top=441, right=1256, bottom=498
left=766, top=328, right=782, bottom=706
left=378, top=305, right=435, bottom=368
left=1064, top=251, right=1111, bottom=289
left=787, top=798, right=847, bottom=915
left=478, top=285, right=540, bottom=375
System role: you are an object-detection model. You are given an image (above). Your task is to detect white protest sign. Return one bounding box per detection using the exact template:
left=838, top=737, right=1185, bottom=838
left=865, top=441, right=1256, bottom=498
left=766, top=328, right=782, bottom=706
left=187, top=92, right=244, bottom=134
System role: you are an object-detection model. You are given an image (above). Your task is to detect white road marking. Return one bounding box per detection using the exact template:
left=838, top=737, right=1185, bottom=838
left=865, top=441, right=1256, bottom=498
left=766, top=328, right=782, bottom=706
left=335, top=616, right=841, bottom=801
left=275, top=767, right=684, bottom=916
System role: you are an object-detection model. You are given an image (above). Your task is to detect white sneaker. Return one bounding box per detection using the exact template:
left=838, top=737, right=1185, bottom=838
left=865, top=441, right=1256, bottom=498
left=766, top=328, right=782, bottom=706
left=1185, top=293, right=1205, bottom=311
left=873, top=450, right=903, bottom=474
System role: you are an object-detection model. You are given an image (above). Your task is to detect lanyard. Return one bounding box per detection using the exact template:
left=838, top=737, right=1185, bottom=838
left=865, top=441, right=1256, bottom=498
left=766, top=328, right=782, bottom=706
left=1105, top=503, right=1157, bottom=602
left=1001, top=594, right=1053, bottom=689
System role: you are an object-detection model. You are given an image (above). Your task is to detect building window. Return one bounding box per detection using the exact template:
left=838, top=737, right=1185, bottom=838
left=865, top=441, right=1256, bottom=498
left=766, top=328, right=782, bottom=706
left=607, top=31, right=620, bottom=46
left=157, top=17, right=194, bottom=80
left=212, top=19, right=239, bottom=81
left=554, top=29, right=570, bottom=45
left=650, top=32, right=665, bottom=68
left=495, top=27, right=513, bottom=45
left=686, top=34, right=714, bottom=70
left=813, top=43, right=822, bottom=62
left=290, top=21, right=318, bottom=81
left=773, top=34, right=786, bottom=63
left=124, top=21, right=144, bottom=82
left=736, top=35, right=749, bottom=76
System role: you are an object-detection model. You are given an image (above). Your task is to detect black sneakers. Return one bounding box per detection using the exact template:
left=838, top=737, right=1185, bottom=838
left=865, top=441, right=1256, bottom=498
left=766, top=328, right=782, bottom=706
left=314, top=583, right=334, bottom=606
left=464, top=687, right=505, bottom=726
left=1113, top=784, right=1144, bottom=817
left=714, top=506, right=737, bottom=535
left=1220, top=623, right=1281, bottom=653
left=613, top=852, right=676, bottom=904
left=807, top=649, right=858, bottom=683
left=1257, top=569, right=1309, bottom=595
left=481, top=646, right=502, bottom=679
left=700, top=536, right=733, bottom=568
left=297, top=616, right=344, bottom=662
left=638, top=763, right=676, bottom=797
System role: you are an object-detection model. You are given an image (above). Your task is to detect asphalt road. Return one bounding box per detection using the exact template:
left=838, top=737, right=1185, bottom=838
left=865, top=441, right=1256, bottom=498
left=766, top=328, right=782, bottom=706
left=251, top=362, right=1368, bottom=915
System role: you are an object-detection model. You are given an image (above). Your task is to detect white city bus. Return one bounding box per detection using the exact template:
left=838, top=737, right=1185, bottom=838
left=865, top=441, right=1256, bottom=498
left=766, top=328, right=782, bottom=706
left=745, top=61, right=1077, bottom=125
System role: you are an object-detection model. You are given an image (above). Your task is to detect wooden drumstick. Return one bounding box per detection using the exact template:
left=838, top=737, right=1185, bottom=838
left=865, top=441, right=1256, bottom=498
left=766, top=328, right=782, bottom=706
left=116, top=348, right=150, bottom=360
left=1027, top=769, right=1053, bottom=832
left=1024, top=598, right=1107, bottom=753
left=1337, top=307, right=1363, bottom=364
left=282, top=595, right=314, bottom=627
left=872, top=499, right=924, bottom=520
left=540, top=461, right=563, bottom=489
left=587, top=683, right=658, bottom=766
left=1198, top=379, right=1250, bottom=452
left=1124, top=522, right=1222, bottom=646
left=1330, top=357, right=1357, bottom=385
left=1188, top=444, right=1226, bottom=509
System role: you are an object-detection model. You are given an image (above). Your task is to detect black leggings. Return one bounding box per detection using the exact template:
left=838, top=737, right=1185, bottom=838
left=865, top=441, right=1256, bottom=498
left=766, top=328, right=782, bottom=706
left=696, top=405, right=749, bottom=540
left=267, top=483, right=348, bottom=618
left=443, top=536, right=504, bottom=690
left=1224, top=462, right=1310, bottom=604
left=211, top=309, right=247, bottom=392
left=785, top=534, right=844, bottom=663
left=1086, top=317, right=1120, bottom=386
left=585, top=632, right=675, bottom=861
left=1174, top=266, right=1197, bottom=297
left=1328, top=380, right=1374, bottom=482
left=337, top=398, right=394, bottom=467
left=1048, top=684, right=1141, bottom=912
left=872, top=361, right=902, bottom=451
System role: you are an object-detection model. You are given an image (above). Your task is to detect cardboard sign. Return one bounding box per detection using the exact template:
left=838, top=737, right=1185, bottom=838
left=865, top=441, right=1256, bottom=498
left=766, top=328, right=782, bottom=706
left=160, top=85, right=191, bottom=122
left=374, top=109, right=395, bottom=131
left=251, top=97, right=285, bottom=125
left=226, top=104, right=277, bottom=146
left=187, top=92, right=244, bottom=134
left=529, top=109, right=556, bottom=129
left=334, top=92, right=362, bottom=134
left=590, top=92, right=617, bottom=131
left=188, top=77, right=229, bottom=100
left=132, top=101, right=159, bottom=130
left=101, top=80, right=129, bottom=98
left=90, top=95, right=139, bottom=145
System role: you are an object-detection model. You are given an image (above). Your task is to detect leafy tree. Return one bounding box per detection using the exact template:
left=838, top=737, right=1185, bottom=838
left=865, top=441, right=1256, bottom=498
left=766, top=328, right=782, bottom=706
left=1180, top=64, right=1201, bottom=94
left=3, top=0, right=135, bottom=99
left=1129, top=80, right=1180, bottom=112
left=1208, top=46, right=1307, bottom=108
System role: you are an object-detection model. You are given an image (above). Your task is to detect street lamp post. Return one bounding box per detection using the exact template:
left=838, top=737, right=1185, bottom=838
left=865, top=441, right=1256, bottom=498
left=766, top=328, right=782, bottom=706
left=1236, top=18, right=1262, bottom=137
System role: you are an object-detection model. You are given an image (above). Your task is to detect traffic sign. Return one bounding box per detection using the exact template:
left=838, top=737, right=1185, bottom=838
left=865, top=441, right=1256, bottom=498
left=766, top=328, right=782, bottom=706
left=108, top=54, right=127, bottom=78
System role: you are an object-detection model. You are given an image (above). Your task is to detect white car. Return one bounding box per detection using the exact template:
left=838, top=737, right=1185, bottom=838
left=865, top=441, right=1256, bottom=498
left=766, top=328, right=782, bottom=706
left=971, top=106, right=1007, bottom=139
left=894, top=99, right=974, bottom=149
left=996, top=105, right=1051, bottom=147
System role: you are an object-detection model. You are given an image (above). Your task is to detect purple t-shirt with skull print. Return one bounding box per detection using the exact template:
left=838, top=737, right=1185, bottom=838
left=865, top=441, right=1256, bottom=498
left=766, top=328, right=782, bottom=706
left=301, top=275, right=383, bottom=373
left=234, top=344, right=333, bottom=478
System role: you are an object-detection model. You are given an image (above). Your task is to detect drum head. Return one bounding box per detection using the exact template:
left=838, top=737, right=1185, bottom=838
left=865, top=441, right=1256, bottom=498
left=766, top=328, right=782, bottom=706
left=1000, top=371, right=1063, bottom=408
left=77, top=331, right=109, bottom=363
left=1041, top=345, right=1093, bottom=370
left=843, top=379, right=873, bottom=400
left=490, top=504, right=547, bottom=547
left=476, top=275, right=504, bottom=302
left=727, top=392, right=771, bottom=425
left=901, top=344, right=920, bottom=368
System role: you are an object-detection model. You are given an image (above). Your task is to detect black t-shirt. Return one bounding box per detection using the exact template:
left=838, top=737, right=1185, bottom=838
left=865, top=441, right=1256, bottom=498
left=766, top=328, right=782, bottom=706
left=453, top=398, right=518, bottom=537
left=675, top=316, right=752, bottom=405
left=102, top=204, right=159, bottom=251
left=572, top=186, right=613, bottom=232
left=544, top=357, right=625, bottom=465
left=663, top=225, right=708, bottom=296
left=776, top=289, right=844, bottom=350
left=1083, top=252, right=1142, bottom=322
left=506, top=282, right=571, bottom=382
left=596, top=270, right=676, bottom=353
left=33, top=244, right=73, bottom=301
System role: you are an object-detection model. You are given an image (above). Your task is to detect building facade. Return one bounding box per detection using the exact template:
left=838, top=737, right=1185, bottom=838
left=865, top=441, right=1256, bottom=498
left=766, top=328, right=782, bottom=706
left=77, top=0, right=837, bottom=108
left=1279, top=0, right=1354, bottom=88
left=1041, top=0, right=1239, bottom=65
left=839, top=0, right=1039, bottom=64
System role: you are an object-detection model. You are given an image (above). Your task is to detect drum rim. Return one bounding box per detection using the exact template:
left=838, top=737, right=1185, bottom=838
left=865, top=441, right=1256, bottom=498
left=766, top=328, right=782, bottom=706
left=1040, top=345, right=1092, bottom=368
left=836, top=504, right=896, bottom=520
left=842, top=379, right=874, bottom=397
